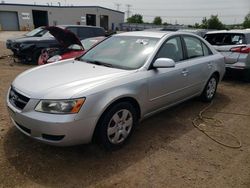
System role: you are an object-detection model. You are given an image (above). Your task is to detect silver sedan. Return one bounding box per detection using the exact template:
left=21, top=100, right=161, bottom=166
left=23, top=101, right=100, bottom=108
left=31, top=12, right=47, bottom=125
left=7, top=31, right=225, bottom=150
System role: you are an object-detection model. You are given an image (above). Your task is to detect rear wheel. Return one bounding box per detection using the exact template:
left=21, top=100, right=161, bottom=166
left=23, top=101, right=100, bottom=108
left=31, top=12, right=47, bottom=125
left=244, top=69, right=250, bottom=82
left=200, top=74, right=218, bottom=102
left=96, top=102, right=138, bottom=150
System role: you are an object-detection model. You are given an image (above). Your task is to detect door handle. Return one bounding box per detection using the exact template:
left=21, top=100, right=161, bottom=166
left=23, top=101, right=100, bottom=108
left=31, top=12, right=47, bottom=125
left=182, top=69, right=189, bottom=76
left=208, top=62, right=212, bottom=69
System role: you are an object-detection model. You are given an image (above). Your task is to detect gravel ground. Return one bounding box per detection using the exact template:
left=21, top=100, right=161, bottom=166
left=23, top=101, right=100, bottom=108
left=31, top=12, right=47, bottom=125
left=0, top=41, right=250, bottom=188
left=0, top=42, right=12, bottom=57
left=0, top=31, right=27, bottom=42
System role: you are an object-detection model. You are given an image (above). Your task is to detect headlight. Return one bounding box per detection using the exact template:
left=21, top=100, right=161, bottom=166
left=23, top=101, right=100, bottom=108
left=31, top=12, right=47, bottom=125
left=47, top=55, right=62, bottom=63
left=35, top=98, right=85, bottom=114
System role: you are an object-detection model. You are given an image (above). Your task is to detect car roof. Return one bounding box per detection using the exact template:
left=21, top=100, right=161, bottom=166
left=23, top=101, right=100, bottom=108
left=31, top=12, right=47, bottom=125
left=116, top=31, right=174, bottom=38
left=144, top=28, right=178, bottom=31
left=206, top=29, right=250, bottom=34
left=116, top=31, right=205, bottom=39
left=58, top=25, right=104, bottom=29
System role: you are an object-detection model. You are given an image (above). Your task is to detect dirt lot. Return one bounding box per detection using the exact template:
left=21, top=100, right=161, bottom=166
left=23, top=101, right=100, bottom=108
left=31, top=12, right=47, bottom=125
left=0, top=41, right=250, bottom=188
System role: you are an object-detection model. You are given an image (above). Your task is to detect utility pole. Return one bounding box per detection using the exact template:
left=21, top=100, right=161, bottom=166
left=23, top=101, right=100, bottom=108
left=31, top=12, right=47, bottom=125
left=126, top=4, right=132, bottom=19
left=114, top=3, right=121, bottom=11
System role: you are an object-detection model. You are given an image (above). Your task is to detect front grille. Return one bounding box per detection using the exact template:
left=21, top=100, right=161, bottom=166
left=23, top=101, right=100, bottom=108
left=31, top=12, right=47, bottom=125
left=9, top=87, right=30, bottom=110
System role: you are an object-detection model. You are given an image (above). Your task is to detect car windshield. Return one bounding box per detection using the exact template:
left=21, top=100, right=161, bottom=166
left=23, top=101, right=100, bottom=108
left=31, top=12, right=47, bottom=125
left=204, top=33, right=245, bottom=45
left=25, top=27, right=48, bottom=37
left=80, top=36, right=159, bottom=70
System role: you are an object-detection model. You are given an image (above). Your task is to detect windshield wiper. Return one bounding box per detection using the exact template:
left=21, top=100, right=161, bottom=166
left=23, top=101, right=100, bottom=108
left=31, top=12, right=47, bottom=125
left=87, top=60, right=114, bottom=68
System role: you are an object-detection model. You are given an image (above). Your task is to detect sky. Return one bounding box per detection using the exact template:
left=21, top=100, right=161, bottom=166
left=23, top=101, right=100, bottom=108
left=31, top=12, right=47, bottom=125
left=3, top=0, right=250, bottom=25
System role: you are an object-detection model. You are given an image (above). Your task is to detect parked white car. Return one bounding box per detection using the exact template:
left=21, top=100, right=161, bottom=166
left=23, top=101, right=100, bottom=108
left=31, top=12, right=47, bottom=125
left=204, top=30, right=250, bottom=80
left=7, top=31, right=225, bottom=150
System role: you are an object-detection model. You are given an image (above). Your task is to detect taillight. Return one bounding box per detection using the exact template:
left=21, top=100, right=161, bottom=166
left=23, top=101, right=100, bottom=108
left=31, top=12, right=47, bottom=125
left=230, top=46, right=250, bottom=54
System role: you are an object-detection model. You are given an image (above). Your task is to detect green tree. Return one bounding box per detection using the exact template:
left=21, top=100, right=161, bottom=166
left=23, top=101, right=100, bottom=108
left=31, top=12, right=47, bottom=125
left=243, top=12, right=250, bottom=28
left=163, top=22, right=169, bottom=26
left=153, top=16, right=162, bottom=25
left=201, top=17, right=208, bottom=29
left=207, top=15, right=225, bottom=29
left=200, top=15, right=225, bottom=30
left=194, top=23, right=201, bottom=28
left=127, top=14, right=144, bottom=24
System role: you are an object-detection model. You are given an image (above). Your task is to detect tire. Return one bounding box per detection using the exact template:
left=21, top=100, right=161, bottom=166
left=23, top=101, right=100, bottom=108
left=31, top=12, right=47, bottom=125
left=31, top=49, right=42, bottom=65
left=200, top=74, right=218, bottom=102
left=243, top=69, right=250, bottom=82
left=96, top=102, right=138, bottom=151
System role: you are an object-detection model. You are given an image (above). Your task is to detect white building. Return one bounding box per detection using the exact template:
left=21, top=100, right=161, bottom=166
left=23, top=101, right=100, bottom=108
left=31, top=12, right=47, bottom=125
left=0, top=3, right=125, bottom=31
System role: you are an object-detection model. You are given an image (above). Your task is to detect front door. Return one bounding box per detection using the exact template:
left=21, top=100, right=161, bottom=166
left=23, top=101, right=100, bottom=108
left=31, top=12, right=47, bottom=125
left=147, top=36, right=190, bottom=112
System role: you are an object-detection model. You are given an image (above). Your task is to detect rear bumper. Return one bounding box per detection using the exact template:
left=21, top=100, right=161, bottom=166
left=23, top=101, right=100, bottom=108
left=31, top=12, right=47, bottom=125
left=226, top=62, right=250, bottom=70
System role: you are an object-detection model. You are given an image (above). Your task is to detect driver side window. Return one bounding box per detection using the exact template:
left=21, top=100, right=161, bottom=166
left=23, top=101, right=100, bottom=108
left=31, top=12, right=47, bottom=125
left=156, top=37, right=183, bottom=62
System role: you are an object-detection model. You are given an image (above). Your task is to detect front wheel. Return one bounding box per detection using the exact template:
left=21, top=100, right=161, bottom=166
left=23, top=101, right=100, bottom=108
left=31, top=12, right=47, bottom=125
left=96, top=102, right=138, bottom=150
left=31, top=49, right=42, bottom=65
left=200, top=75, right=218, bottom=102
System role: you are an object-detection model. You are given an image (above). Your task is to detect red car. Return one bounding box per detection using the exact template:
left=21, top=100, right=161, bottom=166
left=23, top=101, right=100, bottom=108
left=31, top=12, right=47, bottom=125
left=38, top=27, right=105, bottom=65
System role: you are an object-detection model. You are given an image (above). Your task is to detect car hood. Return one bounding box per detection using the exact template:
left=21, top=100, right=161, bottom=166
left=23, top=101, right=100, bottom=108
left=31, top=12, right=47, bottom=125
left=7, top=35, right=28, bottom=41
left=46, top=26, right=82, bottom=48
left=9, top=36, right=55, bottom=43
left=12, top=59, right=132, bottom=99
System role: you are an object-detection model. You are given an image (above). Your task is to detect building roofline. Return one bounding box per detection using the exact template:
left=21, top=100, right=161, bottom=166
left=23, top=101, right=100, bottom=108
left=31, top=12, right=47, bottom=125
left=0, top=3, right=125, bottom=14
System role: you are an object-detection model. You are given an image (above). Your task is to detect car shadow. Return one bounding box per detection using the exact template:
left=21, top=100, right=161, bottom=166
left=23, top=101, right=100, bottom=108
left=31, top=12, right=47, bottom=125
left=3, top=92, right=231, bottom=187
left=223, top=71, right=250, bottom=83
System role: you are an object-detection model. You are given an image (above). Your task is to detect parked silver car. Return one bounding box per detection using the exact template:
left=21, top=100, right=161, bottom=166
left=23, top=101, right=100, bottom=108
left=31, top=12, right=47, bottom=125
left=7, top=31, right=225, bottom=150
left=204, top=30, right=250, bottom=80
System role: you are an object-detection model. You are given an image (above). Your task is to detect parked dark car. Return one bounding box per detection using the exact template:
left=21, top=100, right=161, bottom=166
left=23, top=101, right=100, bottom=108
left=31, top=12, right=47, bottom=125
left=6, top=25, right=106, bottom=64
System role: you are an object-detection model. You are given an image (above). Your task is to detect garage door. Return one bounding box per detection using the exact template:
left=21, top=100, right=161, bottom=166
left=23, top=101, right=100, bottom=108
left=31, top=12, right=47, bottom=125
left=0, top=11, right=19, bottom=31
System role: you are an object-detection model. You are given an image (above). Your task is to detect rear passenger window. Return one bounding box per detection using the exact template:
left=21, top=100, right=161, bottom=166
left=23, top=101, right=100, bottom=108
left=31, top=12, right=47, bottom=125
left=204, top=33, right=245, bottom=45
left=78, top=28, right=94, bottom=39
left=183, top=36, right=203, bottom=59
left=202, top=43, right=212, bottom=56
left=94, top=28, right=105, bottom=36
left=156, top=37, right=183, bottom=62
left=66, top=27, right=78, bottom=36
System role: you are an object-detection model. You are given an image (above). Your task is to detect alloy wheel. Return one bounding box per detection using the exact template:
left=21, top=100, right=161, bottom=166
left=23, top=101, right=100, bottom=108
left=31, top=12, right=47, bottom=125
left=107, top=109, right=133, bottom=144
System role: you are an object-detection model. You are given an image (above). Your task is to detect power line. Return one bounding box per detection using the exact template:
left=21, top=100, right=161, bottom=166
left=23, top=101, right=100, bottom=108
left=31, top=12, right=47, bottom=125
left=131, top=7, right=248, bottom=11
left=114, top=3, right=121, bottom=11
left=141, top=14, right=246, bottom=19
left=126, top=4, right=132, bottom=18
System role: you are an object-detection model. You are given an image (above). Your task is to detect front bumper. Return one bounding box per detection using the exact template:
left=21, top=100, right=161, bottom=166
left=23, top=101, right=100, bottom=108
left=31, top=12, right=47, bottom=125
left=6, top=97, right=97, bottom=146
left=6, top=42, right=34, bottom=63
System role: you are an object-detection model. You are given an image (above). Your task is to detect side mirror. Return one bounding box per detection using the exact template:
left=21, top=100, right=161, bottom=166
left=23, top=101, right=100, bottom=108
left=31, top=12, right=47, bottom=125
left=153, top=58, right=175, bottom=68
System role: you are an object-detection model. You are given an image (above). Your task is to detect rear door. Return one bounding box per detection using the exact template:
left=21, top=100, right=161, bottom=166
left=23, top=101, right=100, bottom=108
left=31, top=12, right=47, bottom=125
left=181, top=35, right=214, bottom=94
